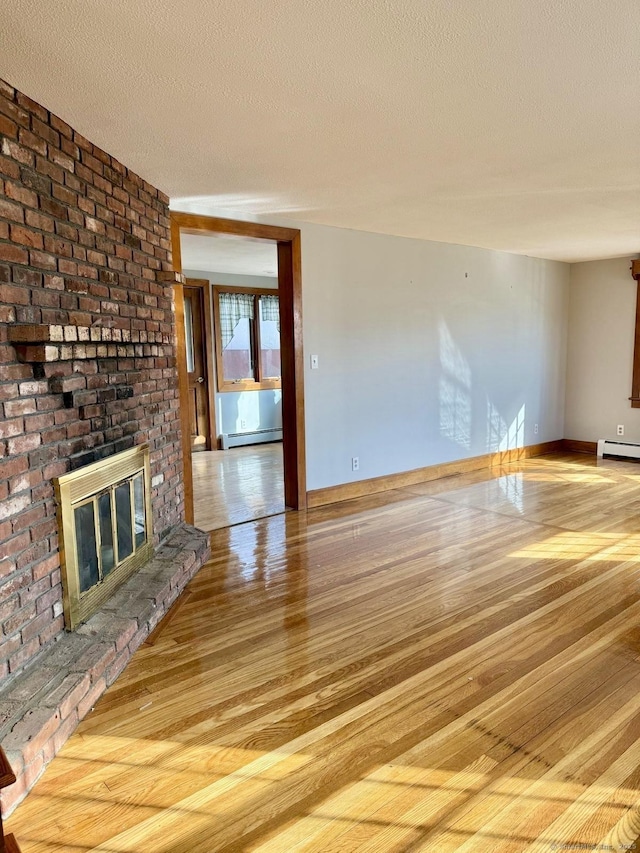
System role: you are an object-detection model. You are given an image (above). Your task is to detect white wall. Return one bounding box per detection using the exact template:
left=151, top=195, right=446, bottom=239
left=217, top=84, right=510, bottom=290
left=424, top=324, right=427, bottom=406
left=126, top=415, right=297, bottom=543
left=565, top=258, right=638, bottom=442
left=301, top=224, right=569, bottom=489
left=176, top=209, right=570, bottom=491
left=182, top=269, right=282, bottom=439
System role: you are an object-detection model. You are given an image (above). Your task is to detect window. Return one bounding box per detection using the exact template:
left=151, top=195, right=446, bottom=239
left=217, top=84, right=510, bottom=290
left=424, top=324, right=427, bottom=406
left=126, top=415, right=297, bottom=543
left=213, top=286, right=281, bottom=392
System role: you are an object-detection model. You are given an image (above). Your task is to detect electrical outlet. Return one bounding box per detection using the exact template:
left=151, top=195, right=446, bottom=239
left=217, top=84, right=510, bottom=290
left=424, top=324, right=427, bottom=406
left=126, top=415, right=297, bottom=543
left=534, top=424, right=539, bottom=435
left=617, top=424, right=624, bottom=436
left=352, top=457, right=359, bottom=472
left=240, top=419, right=247, bottom=430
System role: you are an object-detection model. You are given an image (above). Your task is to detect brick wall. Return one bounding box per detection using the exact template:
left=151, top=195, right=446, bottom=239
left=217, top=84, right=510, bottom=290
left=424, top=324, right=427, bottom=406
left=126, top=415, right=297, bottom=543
left=0, top=78, right=184, bottom=679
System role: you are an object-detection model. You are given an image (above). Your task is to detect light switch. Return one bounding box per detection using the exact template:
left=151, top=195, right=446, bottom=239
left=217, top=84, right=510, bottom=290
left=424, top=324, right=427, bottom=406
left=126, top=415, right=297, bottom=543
left=310, top=354, right=319, bottom=369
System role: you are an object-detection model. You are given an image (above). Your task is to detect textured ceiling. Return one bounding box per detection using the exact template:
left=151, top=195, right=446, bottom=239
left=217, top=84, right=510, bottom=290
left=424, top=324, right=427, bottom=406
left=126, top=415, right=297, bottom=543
left=181, top=233, right=278, bottom=277
left=2, top=0, right=639, bottom=262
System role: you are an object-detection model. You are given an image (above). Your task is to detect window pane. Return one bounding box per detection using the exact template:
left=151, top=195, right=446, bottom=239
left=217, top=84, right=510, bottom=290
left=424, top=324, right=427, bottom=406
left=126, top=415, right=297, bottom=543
left=184, top=295, right=195, bottom=374
left=133, top=475, right=146, bottom=549
left=222, top=316, right=254, bottom=381
left=75, top=502, right=99, bottom=593
left=98, top=491, right=115, bottom=576
left=116, top=483, right=133, bottom=561
left=259, top=298, right=281, bottom=379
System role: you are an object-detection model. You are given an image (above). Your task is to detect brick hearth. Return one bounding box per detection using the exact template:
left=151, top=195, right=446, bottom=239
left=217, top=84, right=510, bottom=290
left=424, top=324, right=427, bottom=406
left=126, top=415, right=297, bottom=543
left=0, top=524, right=210, bottom=815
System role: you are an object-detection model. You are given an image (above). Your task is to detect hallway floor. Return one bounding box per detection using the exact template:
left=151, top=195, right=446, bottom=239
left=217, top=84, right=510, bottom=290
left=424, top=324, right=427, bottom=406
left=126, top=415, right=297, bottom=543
left=192, top=443, right=284, bottom=531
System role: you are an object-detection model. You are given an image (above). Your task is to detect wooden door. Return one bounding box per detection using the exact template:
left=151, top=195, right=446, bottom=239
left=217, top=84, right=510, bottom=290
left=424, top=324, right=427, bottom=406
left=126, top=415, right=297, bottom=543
left=183, top=285, right=211, bottom=451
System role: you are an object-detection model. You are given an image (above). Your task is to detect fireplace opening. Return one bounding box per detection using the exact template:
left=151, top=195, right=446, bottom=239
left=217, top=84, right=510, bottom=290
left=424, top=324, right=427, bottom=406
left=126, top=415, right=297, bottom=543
left=55, top=445, right=153, bottom=630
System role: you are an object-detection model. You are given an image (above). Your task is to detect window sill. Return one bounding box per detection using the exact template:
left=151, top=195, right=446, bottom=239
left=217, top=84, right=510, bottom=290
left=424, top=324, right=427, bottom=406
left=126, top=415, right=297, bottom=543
left=219, top=379, right=282, bottom=393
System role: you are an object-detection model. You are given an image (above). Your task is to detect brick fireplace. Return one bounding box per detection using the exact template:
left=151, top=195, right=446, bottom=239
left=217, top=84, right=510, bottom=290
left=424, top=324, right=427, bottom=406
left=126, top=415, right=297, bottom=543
left=0, top=78, right=210, bottom=811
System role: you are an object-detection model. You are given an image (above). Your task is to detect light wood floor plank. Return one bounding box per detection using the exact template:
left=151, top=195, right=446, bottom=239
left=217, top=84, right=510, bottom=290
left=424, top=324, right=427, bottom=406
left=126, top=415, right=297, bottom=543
left=8, top=453, right=640, bottom=852
left=192, top=444, right=284, bottom=531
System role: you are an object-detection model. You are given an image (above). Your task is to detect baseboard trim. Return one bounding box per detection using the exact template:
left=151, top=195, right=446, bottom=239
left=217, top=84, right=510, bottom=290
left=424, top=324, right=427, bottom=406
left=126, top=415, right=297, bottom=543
left=561, top=439, right=598, bottom=454
left=306, top=439, right=563, bottom=508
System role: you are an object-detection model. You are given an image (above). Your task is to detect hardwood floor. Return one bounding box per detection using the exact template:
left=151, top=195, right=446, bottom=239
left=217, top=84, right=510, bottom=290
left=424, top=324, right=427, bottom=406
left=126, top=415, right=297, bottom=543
left=192, top=443, right=285, bottom=531
left=9, top=452, right=640, bottom=852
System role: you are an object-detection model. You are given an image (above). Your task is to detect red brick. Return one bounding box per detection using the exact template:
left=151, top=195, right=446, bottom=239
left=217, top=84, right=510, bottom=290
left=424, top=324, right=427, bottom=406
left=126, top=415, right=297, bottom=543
left=50, top=149, right=75, bottom=173
left=38, top=615, right=64, bottom=646
left=0, top=771, right=28, bottom=815
left=3, top=180, right=37, bottom=207
left=0, top=417, right=23, bottom=439
left=1, top=138, right=34, bottom=166
left=58, top=258, right=77, bottom=276
left=52, top=709, right=79, bottom=755
left=0, top=113, right=17, bottom=138
left=40, top=196, right=66, bottom=219
left=18, top=380, right=48, bottom=395
left=45, top=672, right=90, bottom=720
left=50, top=113, right=72, bottom=139
left=31, top=553, right=60, bottom=581
left=61, top=138, right=80, bottom=161
left=29, top=516, right=57, bottom=542
left=7, top=433, right=41, bottom=455
left=13, top=506, right=46, bottom=537
left=72, top=644, right=115, bottom=682
left=3, top=706, right=61, bottom=765
left=18, top=128, right=47, bottom=155
left=42, top=461, right=68, bottom=479
left=31, top=117, right=60, bottom=147
left=10, top=469, right=43, bottom=495
left=0, top=531, right=30, bottom=558
left=12, top=266, right=42, bottom=287
left=44, top=273, right=64, bottom=290
left=35, top=155, right=64, bottom=185
left=0, top=454, right=29, bottom=478
left=24, top=412, right=55, bottom=433
left=0, top=243, right=28, bottom=264
left=20, top=608, right=53, bottom=641
left=0, top=282, right=30, bottom=304
left=25, top=209, right=54, bottom=232
left=16, top=92, right=48, bottom=121
left=10, top=224, right=43, bottom=249
left=8, top=635, right=40, bottom=674
left=0, top=154, right=21, bottom=180
left=29, top=250, right=57, bottom=270
left=0, top=197, right=24, bottom=222
left=78, top=676, right=107, bottom=719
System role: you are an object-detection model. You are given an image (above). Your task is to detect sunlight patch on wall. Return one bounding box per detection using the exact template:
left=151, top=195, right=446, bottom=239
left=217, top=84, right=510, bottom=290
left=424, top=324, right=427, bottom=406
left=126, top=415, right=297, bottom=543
left=486, top=399, right=507, bottom=453
left=499, top=404, right=526, bottom=452
left=439, top=321, right=471, bottom=450
left=487, top=402, right=526, bottom=454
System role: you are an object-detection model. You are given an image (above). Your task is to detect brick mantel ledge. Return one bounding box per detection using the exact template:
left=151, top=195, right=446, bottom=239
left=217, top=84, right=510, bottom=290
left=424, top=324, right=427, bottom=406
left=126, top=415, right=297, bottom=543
left=7, top=324, right=170, bottom=363
left=0, top=523, right=210, bottom=817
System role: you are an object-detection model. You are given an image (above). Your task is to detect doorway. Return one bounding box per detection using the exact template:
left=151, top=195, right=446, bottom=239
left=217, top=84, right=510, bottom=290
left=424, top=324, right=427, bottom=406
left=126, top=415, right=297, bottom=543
left=184, top=260, right=284, bottom=530
left=171, top=213, right=306, bottom=528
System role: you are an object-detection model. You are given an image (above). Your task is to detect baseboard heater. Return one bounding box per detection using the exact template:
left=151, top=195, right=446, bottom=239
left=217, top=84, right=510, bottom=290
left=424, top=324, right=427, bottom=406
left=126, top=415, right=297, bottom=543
left=597, top=439, right=640, bottom=460
left=220, top=428, right=283, bottom=450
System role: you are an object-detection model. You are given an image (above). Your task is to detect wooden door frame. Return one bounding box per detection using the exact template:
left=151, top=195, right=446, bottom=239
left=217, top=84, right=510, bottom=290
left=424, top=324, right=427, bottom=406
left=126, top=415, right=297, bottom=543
left=171, top=212, right=306, bottom=523
left=184, top=278, right=217, bottom=450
